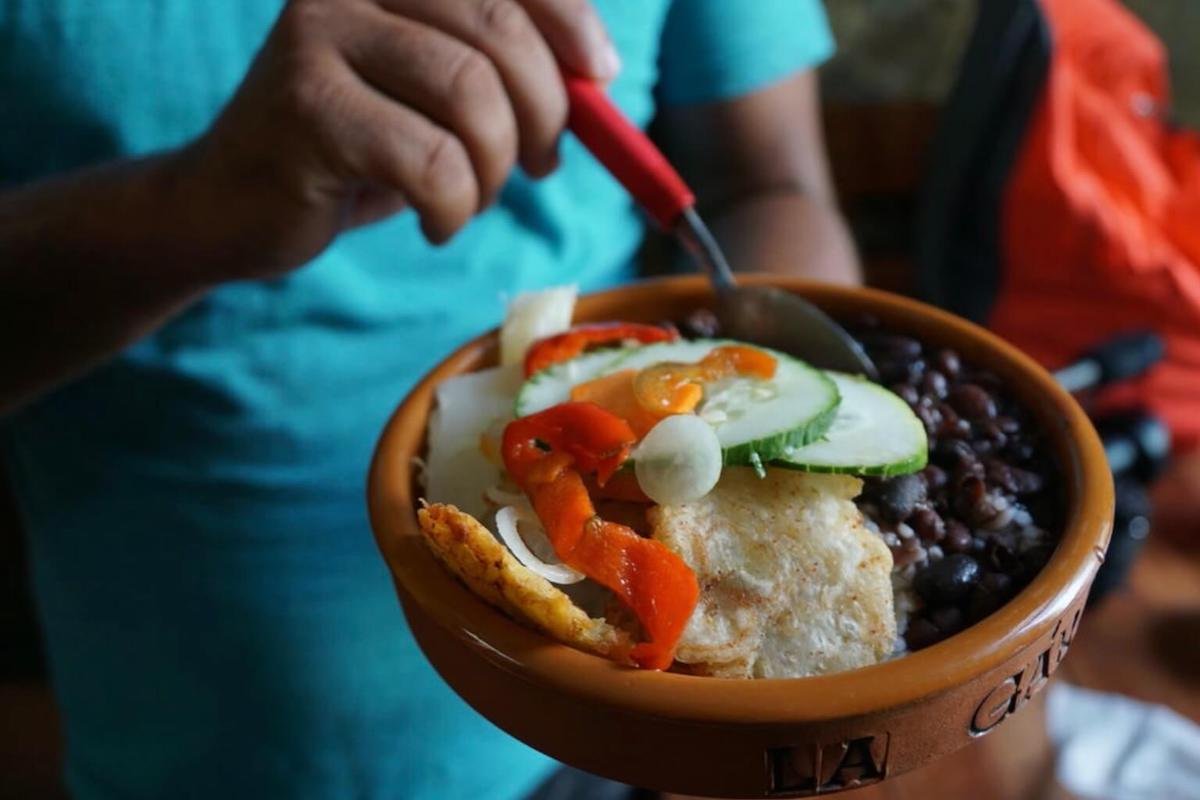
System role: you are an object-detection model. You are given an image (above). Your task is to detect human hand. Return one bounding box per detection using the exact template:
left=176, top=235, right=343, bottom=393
left=179, top=0, right=619, bottom=280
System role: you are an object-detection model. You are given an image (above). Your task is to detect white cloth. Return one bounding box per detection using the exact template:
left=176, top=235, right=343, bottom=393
left=1047, top=682, right=1200, bottom=800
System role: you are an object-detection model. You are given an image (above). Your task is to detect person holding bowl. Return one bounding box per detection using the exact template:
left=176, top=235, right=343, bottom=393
left=0, top=0, right=856, bottom=797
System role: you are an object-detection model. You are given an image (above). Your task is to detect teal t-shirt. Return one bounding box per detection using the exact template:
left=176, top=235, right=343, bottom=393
left=1, top=2, right=832, bottom=798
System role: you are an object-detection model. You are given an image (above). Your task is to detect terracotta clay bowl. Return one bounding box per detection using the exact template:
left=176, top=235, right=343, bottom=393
left=367, top=275, right=1113, bottom=798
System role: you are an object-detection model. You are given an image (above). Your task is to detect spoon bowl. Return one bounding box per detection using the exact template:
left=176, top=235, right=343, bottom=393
left=716, top=284, right=878, bottom=376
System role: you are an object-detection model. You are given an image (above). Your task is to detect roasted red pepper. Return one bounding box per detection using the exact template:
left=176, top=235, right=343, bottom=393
left=524, top=322, right=678, bottom=377
left=585, top=469, right=652, bottom=504
left=502, top=402, right=699, bottom=670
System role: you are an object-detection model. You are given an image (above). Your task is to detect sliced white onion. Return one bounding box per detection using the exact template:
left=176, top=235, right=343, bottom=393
left=483, top=486, right=529, bottom=509
left=495, top=506, right=586, bottom=585
left=633, top=414, right=723, bottom=506
left=499, top=285, right=577, bottom=367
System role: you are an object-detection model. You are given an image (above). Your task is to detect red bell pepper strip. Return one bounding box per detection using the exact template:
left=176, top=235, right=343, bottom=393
left=524, top=322, right=678, bottom=377
left=502, top=402, right=699, bottom=670
left=585, top=469, right=652, bottom=504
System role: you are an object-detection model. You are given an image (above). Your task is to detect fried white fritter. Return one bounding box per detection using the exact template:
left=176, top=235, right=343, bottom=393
left=649, top=468, right=895, bottom=678
left=417, top=503, right=633, bottom=661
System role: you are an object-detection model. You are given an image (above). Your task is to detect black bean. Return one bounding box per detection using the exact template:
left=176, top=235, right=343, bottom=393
left=985, top=535, right=1021, bottom=573
left=995, top=416, right=1021, bottom=435
left=929, top=606, right=966, bottom=635
left=935, top=403, right=972, bottom=439
left=954, top=476, right=1010, bottom=527
left=988, top=460, right=1043, bottom=496
left=970, top=438, right=997, bottom=456
left=943, top=519, right=973, bottom=553
left=1004, top=437, right=1036, bottom=463
left=916, top=402, right=943, bottom=437
left=932, top=495, right=953, bottom=517
left=893, top=383, right=920, bottom=406
left=842, top=321, right=1061, bottom=642
left=985, top=458, right=1019, bottom=494
left=911, top=507, right=946, bottom=543
left=872, top=474, right=926, bottom=523
left=862, top=333, right=922, bottom=360
left=935, top=348, right=962, bottom=378
left=915, top=553, right=982, bottom=607
left=967, top=568, right=1015, bottom=621
left=934, top=439, right=976, bottom=469
left=948, top=384, right=998, bottom=421
left=905, top=618, right=943, bottom=650
left=1010, top=467, right=1045, bottom=495
left=881, top=358, right=925, bottom=385
left=968, top=586, right=1005, bottom=620
left=979, top=571, right=1013, bottom=595
left=921, top=370, right=949, bottom=400
left=978, top=421, right=1009, bottom=449
left=939, top=419, right=972, bottom=442
left=920, top=464, right=949, bottom=492
left=952, top=458, right=986, bottom=483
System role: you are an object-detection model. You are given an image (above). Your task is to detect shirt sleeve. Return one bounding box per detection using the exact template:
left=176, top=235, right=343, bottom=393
left=656, top=0, right=835, bottom=106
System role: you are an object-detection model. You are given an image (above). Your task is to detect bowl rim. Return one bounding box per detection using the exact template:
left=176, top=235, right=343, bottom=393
left=367, top=275, right=1113, bottom=725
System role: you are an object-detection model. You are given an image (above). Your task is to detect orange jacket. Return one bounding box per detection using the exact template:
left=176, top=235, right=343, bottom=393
left=991, top=0, right=1200, bottom=451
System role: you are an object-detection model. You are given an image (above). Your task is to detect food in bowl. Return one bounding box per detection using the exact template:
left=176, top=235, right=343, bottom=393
left=416, top=288, right=1061, bottom=678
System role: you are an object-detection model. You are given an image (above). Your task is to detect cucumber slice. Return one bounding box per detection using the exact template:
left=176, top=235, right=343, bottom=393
left=776, top=372, right=928, bottom=477
left=515, top=346, right=633, bottom=418
left=515, top=339, right=839, bottom=467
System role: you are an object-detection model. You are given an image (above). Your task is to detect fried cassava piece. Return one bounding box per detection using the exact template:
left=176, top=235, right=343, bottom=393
left=417, top=503, right=632, bottom=661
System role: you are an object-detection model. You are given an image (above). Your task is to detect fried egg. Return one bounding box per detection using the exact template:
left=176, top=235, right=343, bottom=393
left=649, top=468, right=895, bottom=678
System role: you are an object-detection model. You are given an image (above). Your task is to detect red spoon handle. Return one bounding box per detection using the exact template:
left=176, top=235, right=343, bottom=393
left=564, top=75, right=695, bottom=229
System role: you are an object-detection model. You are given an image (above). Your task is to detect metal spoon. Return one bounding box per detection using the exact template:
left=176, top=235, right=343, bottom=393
left=564, top=76, right=877, bottom=378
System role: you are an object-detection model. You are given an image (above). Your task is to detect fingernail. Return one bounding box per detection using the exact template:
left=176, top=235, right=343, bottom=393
left=598, top=40, right=621, bottom=80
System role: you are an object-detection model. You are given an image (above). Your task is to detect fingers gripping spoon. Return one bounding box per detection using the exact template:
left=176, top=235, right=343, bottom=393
left=563, top=76, right=877, bottom=378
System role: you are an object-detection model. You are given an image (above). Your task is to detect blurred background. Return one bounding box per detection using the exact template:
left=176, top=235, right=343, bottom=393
left=821, top=0, right=1200, bottom=292
left=3, top=1, right=1199, bottom=798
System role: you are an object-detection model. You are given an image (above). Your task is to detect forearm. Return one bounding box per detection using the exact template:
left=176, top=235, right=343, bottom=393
left=0, top=151, right=220, bottom=415
left=707, top=189, right=861, bottom=286
left=654, top=72, right=857, bottom=286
